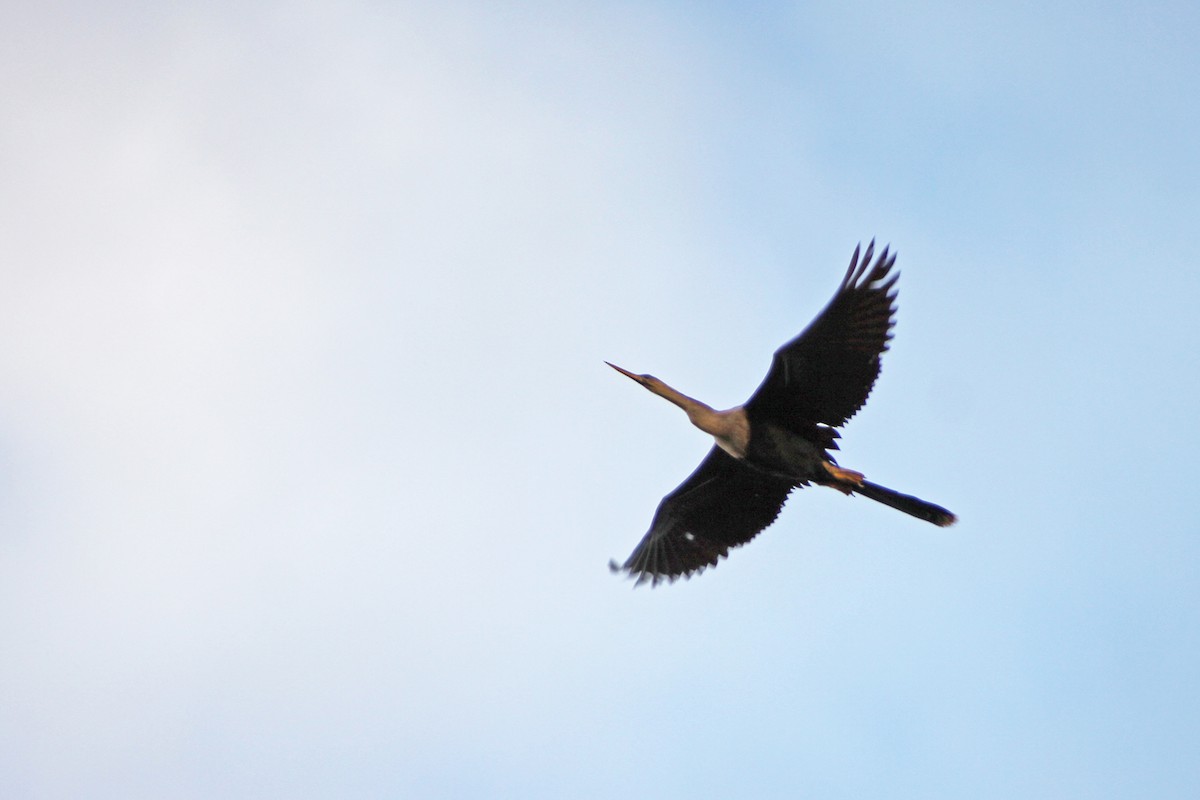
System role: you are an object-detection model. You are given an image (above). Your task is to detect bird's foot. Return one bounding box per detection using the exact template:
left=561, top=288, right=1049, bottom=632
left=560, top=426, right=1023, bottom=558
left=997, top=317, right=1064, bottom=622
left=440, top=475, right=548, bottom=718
left=822, top=462, right=865, bottom=490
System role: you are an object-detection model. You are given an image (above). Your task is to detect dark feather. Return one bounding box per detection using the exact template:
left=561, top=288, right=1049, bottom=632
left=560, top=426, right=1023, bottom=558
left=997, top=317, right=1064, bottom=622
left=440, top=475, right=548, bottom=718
left=744, top=240, right=898, bottom=431
left=610, top=447, right=794, bottom=586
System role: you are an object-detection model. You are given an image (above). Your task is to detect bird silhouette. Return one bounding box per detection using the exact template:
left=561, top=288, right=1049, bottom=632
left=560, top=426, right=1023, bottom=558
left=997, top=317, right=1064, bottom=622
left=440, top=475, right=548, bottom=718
left=608, top=241, right=955, bottom=586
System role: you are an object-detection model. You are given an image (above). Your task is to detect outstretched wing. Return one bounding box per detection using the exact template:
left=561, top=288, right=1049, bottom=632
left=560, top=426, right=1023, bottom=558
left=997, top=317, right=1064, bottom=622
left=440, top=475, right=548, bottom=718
left=610, top=447, right=795, bottom=587
left=744, top=241, right=898, bottom=431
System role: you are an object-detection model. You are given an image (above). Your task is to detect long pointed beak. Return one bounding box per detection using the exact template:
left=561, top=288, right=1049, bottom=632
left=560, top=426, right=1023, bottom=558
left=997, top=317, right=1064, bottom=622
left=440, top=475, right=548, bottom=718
left=605, top=361, right=644, bottom=384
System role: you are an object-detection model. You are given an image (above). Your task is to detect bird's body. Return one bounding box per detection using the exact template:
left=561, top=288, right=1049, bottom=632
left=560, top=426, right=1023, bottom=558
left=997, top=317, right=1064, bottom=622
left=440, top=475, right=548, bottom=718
left=608, top=241, right=955, bottom=586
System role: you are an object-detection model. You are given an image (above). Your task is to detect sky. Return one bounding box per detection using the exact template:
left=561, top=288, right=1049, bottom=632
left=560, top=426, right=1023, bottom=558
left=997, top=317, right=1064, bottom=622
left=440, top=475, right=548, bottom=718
left=2, top=1, right=1199, bottom=797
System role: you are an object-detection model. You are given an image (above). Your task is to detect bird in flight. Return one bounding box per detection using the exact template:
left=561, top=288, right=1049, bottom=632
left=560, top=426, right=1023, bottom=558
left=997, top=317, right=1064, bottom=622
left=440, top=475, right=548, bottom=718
left=607, top=241, right=955, bottom=586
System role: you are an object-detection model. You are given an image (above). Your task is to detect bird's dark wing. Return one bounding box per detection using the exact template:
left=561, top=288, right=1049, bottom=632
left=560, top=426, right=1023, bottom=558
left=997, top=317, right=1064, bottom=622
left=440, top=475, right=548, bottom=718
left=744, top=241, right=898, bottom=430
left=610, top=447, right=795, bottom=587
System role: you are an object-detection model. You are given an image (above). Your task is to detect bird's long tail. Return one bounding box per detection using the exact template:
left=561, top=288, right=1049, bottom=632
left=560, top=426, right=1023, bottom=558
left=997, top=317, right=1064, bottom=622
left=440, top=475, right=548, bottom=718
left=854, top=480, right=957, bottom=527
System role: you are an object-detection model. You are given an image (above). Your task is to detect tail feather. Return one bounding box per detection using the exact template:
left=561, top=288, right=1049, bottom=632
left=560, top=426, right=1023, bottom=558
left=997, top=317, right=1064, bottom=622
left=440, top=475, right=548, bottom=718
left=854, top=480, right=956, bottom=527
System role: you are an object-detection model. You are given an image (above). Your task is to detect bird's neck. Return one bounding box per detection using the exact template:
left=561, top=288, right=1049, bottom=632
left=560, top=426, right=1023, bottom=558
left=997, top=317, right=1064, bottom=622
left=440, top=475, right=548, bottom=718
left=653, top=383, right=750, bottom=458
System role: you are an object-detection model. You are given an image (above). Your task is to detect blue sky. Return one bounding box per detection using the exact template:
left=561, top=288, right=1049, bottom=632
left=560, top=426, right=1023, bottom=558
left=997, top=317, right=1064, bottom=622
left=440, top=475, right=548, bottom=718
left=2, top=2, right=1198, bottom=797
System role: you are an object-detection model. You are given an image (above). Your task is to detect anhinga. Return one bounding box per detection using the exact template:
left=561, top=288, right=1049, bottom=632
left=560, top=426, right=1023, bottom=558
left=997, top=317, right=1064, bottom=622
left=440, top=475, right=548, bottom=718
left=608, top=241, right=955, bottom=586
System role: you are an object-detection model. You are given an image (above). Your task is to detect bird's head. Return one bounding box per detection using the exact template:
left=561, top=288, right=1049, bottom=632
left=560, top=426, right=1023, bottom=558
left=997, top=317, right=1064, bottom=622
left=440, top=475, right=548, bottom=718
left=605, top=361, right=664, bottom=393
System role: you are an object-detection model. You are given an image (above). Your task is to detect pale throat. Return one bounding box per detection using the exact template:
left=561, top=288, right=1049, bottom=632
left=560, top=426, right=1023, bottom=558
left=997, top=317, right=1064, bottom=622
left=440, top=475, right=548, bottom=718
left=693, top=405, right=750, bottom=459
left=653, top=381, right=750, bottom=458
